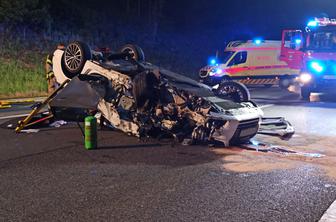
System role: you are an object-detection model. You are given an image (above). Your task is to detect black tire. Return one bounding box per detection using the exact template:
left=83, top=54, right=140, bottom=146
left=132, top=71, right=160, bottom=111
left=61, top=41, right=92, bottom=79
left=215, top=81, right=250, bottom=103
left=279, top=79, right=291, bottom=89
left=119, top=44, right=145, bottom=62
left=301, top=85, right=311, bottom=101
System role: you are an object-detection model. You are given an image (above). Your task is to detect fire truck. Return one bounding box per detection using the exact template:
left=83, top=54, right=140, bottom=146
left=200, top=17, right=336, bottom=100
left=284, top=17, right=336, bottom=100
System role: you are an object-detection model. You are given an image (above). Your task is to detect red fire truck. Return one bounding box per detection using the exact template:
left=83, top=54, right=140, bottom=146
left=281, top=17, right=336, bottom=100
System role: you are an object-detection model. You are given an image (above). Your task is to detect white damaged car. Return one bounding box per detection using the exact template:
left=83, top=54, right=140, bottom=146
left=50, top=41, right=264, bottom=146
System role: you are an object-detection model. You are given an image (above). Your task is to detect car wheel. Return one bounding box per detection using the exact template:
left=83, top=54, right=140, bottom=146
left=132, top=71, right=160, bottom=111
left=215, top=81, right=250, bottom=103
left=279, top=79, right=291, bottom=89
left=61, top=41, right=92, bottom=79
left=119, top=44, right=145, bottom=62
left=301, top=85, right=311, bottom=101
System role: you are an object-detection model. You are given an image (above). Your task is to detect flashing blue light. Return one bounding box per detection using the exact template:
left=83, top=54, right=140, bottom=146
left=310, top=61, right=324, bottom=73
left=307, top=20, right=318, bottom=27
left=208, top=57, right=218, bottom=66
left=295, top=39, right=302, bottom=45
left=254, top=39, right=262, bottom=45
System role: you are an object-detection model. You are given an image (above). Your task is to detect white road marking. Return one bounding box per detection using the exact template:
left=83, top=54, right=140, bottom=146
left=320, top=199, right=336, bottom=222
left=259, top=104, right=274, bottom=109
left=0, top=113, right=28, bottom=120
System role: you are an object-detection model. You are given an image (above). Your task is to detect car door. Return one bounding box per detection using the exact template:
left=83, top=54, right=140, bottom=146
left=225, top=51, right=248, bottom=77
left=280, top=30, right=304, bottom=69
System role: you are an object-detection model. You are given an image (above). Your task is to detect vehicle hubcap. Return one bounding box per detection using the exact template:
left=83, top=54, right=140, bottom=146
left=64, top=44, right=83, bottom=71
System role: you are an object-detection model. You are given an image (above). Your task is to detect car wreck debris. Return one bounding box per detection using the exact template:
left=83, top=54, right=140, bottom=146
left=258, top=117, right=295, bottom=139
left=50, top=41, right=266, bottom=146
left=15, top=41, right=294, bottom=147
left=242, top=141, right=324, bottom=158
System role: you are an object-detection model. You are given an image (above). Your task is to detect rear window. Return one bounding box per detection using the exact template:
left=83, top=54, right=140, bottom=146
left=228, top=51, right=247, bottom=66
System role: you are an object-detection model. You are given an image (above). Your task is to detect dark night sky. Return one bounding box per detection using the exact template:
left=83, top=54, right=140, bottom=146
left=43, top=0, right=336, bottom=43
left=162, top=0, right=336, bottom=39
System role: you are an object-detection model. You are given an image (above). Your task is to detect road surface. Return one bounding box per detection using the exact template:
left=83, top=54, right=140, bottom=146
left=0, top=87, right=336, bottom=222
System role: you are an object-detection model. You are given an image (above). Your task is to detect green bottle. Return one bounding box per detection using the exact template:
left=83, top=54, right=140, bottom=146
left=84, top=116, right=97, bottom=150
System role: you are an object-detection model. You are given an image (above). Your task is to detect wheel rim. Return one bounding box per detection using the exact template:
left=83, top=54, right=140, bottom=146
left=218, top=85, right=244, bottom=102
left=122, top=47, right=136, bottom=59
left=64, top=43, right=83, bottom=71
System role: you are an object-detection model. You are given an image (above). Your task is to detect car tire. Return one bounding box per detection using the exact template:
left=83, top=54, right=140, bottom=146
left=61, top=41, right=92, bottom=79
left=279, top=79, right=291, bottom=89
left=119, top=44, right=145, bottom=62
left=215, top=81, right=250, bottom=103
left=301, top=85, right=311, bottom=101
left=132, top=71, right=160, bottom=110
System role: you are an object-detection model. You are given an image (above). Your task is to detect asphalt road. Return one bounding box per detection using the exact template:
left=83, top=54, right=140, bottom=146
left=0, top=87, right=336, bottom=222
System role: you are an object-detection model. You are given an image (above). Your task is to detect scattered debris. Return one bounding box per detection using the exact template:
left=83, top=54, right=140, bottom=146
left=242, top=141, right=325, bottom=158
left=20, top=129, right=40, bottom=133
left=49, top=120, right=67, bottom=128
left=36, top=41, right=265, bottom=146
left=14, top=41, right=295, bottom=147
left=258, top=117, right=295, bottom=139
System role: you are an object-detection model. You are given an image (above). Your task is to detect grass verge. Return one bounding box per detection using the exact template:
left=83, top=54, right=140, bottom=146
left=0, top=58, right=47, bottom=99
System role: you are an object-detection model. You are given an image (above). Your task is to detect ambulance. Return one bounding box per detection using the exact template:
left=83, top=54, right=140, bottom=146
left=199, top=40, right=300, bottom=88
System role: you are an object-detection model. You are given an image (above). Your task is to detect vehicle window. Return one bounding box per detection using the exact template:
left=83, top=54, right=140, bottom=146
left=284, top=31, right=302, bottom=50
left=219, top=51, right=235, bottom=64
left=307, top=30, right=336, bottom=51
left=227, top=51, right=247, bottom=66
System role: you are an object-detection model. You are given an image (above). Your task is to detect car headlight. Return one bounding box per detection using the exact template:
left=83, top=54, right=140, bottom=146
left=299, top=73, right=312, bottom=83
left=209, top=68, right=223, bottom=76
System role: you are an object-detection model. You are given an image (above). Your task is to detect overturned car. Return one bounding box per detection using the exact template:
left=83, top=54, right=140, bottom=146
left=43, top=41, right=265, bottom=146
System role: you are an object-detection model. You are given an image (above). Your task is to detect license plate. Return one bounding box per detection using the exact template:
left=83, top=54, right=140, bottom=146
left=240, top=127, right=258, bottom=137
left=323, top=75, right=336, bottom=79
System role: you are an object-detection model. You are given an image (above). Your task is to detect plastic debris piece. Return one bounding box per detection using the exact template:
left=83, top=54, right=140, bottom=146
left=20, top=129, right=40, bottom=133
left=182, top=138, right=193, bottom=146
left=242, top=141, right=324, bottom=158
left=296, top=152, right=325, bottom=158
left=49, top=120, right=67, bottom=128
left=258, top=117, right=295, bottom=139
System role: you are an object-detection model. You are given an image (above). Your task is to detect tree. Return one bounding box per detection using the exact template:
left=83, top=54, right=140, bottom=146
left=0, top=0, right=50, bottom=32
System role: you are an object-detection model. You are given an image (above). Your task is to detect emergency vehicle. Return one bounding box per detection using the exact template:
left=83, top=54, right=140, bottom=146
left=283, top=17, right=336, bottom=100
left=199, top=40, right=300, bottom=88
left=200, top=17, right=336, bottom=100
